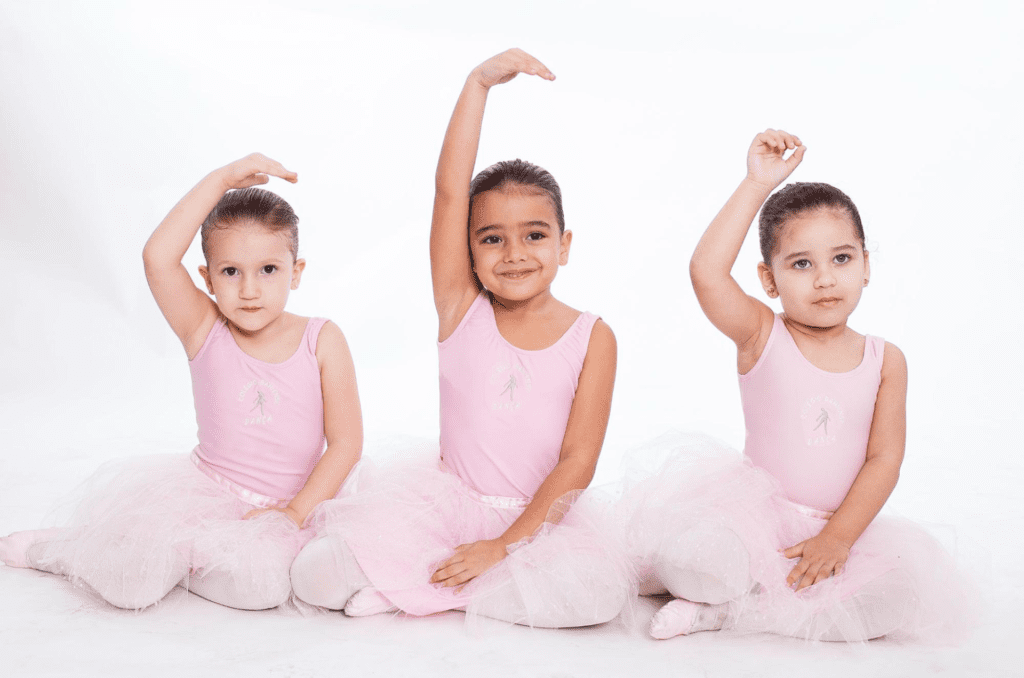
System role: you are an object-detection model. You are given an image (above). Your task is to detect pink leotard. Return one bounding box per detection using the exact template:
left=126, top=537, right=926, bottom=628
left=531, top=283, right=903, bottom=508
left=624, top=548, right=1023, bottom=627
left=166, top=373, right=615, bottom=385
left=189, top=317, right=328, bottom=503
left=739, top=315, right=884, bottom=512
left=438, top=292, right=599, bottom=499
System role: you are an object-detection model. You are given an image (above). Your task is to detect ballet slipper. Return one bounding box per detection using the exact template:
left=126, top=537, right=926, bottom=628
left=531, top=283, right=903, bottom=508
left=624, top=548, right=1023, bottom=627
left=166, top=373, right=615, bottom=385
left=344, top=587, right=398, bottom=617
left=649, top=599, right=726, bottom=639
left=0, top=530, right=56, bottom=568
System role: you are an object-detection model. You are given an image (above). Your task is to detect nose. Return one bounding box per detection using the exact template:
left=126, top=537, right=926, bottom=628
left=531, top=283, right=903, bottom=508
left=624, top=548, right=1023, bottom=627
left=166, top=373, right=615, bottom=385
left=240, top=274, right=260, bottom=299
left=504, top=238, right=526, bottom=263
left=814, top=265, right=836, bottom=289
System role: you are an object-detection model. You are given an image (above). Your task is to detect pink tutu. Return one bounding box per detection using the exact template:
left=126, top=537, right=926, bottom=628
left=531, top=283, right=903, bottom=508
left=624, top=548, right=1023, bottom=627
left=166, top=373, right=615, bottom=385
left=620, top=431, right=976, bottom=643
left=308, top=453, right=635, bottom=628
left=34, top=453, right=314, bottom=610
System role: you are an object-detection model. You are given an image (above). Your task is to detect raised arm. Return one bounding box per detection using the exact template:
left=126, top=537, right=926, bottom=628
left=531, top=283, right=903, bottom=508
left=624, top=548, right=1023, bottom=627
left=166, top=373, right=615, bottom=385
left=246, top=322, right=363, bottom=527
left=690, top=130, right=805, bottom=366
left=431, top=49, right=555, bottom=340
left=431, top=320, right=616, bottom=588
left=784, top=342, right=908, bottom=590
left=142, top=153, right=297, bottom=358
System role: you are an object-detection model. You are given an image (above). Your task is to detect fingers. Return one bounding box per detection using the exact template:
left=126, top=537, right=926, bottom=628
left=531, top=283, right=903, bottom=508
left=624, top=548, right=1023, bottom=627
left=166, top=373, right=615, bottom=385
left=245, top=152, right=298, bottom=183
left=754, top=129, right=802, bottom=155
left=476, top=47, right=556, bottom=87
left=781, top=542, right=804, bottom=559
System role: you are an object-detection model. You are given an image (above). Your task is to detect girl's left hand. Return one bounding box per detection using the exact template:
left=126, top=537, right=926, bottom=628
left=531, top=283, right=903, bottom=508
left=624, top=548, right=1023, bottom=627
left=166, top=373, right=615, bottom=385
left=782, top=533, right=851, bottom=591
left=243, top=506, right=303, bottom=528
left=430, top=539, right=507, bottom=588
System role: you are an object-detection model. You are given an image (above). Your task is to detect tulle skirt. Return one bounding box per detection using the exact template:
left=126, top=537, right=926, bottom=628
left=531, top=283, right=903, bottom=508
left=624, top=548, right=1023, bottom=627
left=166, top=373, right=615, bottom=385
left=35, top=453, right=314, bottom=610
left=308, top=453, right=635, bottom=628
left=619, top=432, right=977, bottom=643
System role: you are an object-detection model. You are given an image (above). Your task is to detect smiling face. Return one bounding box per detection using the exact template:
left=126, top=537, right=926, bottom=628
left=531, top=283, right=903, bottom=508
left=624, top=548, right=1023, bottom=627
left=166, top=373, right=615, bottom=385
left=469, top=188, right=571, bottom=304
left=759, top=208, right=869, bottom=330
left=198, top=221, right=305, bottom=335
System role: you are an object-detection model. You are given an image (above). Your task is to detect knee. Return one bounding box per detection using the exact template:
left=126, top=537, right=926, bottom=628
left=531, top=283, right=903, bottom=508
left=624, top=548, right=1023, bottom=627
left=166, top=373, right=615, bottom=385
left=290, top=536, right=359, bottom=609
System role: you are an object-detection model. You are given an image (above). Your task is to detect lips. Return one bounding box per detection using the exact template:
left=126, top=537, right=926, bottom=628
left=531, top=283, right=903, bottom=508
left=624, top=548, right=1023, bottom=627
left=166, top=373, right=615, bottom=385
left=240, top=307, right=262, bottom=312
left=499, top=269, right=536, bottom=279
left=813, top=297, right=841, bottom=306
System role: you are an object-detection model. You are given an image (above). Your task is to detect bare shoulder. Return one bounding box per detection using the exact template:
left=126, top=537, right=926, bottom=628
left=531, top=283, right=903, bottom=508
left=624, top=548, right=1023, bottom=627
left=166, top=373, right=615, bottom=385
left=881, top=340, right=908, bottom=381
left=585, top=318, right=617, bottom=359
left=314, top=320, right=353, bottom=365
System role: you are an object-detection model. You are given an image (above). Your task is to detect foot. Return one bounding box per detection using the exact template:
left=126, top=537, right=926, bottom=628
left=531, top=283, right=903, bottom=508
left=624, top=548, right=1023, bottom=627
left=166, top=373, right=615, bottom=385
left=0, top=530, right=53, bottom=568
left=649, top=599, right=726, bottom=640
left=344, top=587, right=398, bottom=617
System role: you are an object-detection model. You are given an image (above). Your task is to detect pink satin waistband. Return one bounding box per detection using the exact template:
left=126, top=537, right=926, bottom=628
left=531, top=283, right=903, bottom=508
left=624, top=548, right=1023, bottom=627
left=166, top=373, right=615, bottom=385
left=190, top=451, right=289, bottom=509
left=440, top=461, right=531, bottom=510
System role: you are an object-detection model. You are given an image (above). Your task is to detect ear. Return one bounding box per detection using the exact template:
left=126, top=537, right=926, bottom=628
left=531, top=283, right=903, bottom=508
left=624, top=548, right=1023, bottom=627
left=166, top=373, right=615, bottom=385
left=198, top=265, right=215, bottom=295
left=290, top=259, right=306, bottom=290
left=757, top=262, right=778, bottom=298
left=862, top=250, right=870, bottom=287
left=558, top=230, right=573, bottom=266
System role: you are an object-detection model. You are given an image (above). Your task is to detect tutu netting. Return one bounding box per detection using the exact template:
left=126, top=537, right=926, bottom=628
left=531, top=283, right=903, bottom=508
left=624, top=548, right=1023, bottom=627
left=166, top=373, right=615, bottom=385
left=33, top=453, right=315, bottom=610
left=620, top=431, right=976, bottom=643
left=307, top=452, right=635, bottom=628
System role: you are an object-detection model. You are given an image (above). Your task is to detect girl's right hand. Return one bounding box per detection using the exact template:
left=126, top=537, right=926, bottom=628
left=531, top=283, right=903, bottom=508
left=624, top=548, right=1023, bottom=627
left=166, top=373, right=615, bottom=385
left=470, top=48, right=555, bottom=90
left=746, top=129, right=805, bottom=190
left=217, top=153, right=298, bottom=191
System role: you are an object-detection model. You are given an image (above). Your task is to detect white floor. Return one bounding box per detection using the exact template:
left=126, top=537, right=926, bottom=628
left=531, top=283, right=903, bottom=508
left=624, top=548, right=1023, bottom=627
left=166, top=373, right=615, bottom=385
left=0, top=390, right=1018, bottom=678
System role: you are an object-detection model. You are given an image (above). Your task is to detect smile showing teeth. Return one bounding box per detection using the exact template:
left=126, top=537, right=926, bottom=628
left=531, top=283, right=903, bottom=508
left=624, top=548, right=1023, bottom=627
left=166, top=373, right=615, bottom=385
left=501, top=270, right=533, bottom=279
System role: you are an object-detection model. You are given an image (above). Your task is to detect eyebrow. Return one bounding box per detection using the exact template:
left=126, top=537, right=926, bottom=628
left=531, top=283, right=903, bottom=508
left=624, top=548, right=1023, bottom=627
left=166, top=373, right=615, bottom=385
left=783, top=244, right=858, bottom=262
left=473, top=220, right=554, bottom=236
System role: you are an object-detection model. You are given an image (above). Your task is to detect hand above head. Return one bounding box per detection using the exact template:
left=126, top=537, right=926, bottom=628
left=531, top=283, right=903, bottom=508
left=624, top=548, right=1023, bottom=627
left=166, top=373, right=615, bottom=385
left=470, top=48, right=556, bottom=90
left=429, top=539, right=507, bottom=589
left=243, top=505, right=303, bottom=529
left=782, top=532, right=851, bottom=591
left=746, top=129, right=805, bottom=191
left=218, top=153, right=298, bottom=191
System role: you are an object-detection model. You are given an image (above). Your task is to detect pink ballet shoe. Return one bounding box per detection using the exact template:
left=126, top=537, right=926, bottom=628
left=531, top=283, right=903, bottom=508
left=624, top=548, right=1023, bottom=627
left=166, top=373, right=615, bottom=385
left=0, top=530, right=51, bottom=568
left=649, top=599, right=726, bottom=640
left=650, top=599, right=700, bottom=639
left=344, top=587, right=398, bottom=617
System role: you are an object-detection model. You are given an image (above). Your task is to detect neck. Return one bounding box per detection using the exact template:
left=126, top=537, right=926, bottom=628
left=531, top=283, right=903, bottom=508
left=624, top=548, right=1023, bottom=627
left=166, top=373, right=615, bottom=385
left=781, top=314, right=850, bottom=342
left=488, top=288, right=558, bottom=317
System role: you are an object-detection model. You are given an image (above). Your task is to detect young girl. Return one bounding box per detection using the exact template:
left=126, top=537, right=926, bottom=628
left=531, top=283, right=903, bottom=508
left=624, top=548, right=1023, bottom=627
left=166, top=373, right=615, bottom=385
left=289, top=49, right=632, bottom=627
left=626, top=130, right=971, bottom=642
left=0, top=154, right=363, bottom=611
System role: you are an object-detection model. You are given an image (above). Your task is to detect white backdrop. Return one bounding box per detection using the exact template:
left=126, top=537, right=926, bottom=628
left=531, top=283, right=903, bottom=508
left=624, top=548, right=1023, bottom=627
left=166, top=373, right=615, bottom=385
left=1, top=2, right=1020, bottom=676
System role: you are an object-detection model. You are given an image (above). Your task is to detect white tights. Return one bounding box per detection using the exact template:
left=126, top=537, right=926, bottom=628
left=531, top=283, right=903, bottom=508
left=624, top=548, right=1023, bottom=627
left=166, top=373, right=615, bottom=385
left=21, top=531, right=292, bottom=611
left=291, top=534, right=629, bottom=627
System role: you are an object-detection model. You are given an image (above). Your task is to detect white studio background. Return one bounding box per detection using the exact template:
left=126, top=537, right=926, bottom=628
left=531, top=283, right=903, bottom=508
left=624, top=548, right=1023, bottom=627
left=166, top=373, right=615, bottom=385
left=0, top=2, right=1021, bottom=677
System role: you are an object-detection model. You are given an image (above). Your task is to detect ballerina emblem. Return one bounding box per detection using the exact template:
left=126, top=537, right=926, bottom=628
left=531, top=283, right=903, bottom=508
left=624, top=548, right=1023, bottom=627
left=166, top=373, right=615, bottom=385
left=813, top=408, right=829, bottom=436
left=499, top=374, right=517, bottom=401
left=251, top=390, right=267, bottom=417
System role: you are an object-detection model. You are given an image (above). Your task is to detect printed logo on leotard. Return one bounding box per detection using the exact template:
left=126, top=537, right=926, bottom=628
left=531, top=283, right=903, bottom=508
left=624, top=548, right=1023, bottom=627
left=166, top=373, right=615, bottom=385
left=238, top=378, right=281, bottom=425
left=800, top=395, right=845, bottom=447
left=489, top=360, right=532, bottom=411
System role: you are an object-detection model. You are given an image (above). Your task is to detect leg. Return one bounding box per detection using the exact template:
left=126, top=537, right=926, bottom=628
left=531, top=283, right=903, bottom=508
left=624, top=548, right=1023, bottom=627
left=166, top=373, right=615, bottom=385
left=469, top=529, right=631, bottom=628
left=796, top=571, right=918, bottom=642
left=654, top=522, right=752, bottom=605
left=11, top=529, right=187, bottom=610
left=290, top=535, right=372, bottom=610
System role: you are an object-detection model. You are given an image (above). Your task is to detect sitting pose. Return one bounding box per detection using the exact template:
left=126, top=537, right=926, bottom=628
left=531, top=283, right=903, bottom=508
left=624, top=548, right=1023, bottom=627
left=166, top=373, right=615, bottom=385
left=290, top=48, right=632, bottom=628
left=0, top=154, right=362, bottom=610
left=627, top=129, right=972, bottom=642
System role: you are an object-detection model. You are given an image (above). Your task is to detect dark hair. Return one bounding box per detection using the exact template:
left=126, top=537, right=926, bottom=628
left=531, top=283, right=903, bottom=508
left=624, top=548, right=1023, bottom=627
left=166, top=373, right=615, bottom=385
left=469, top=159, right=565, bottom=233
left=201, top=187, right=299, bottom=261
left=758, top=182, right=864, bottom=264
